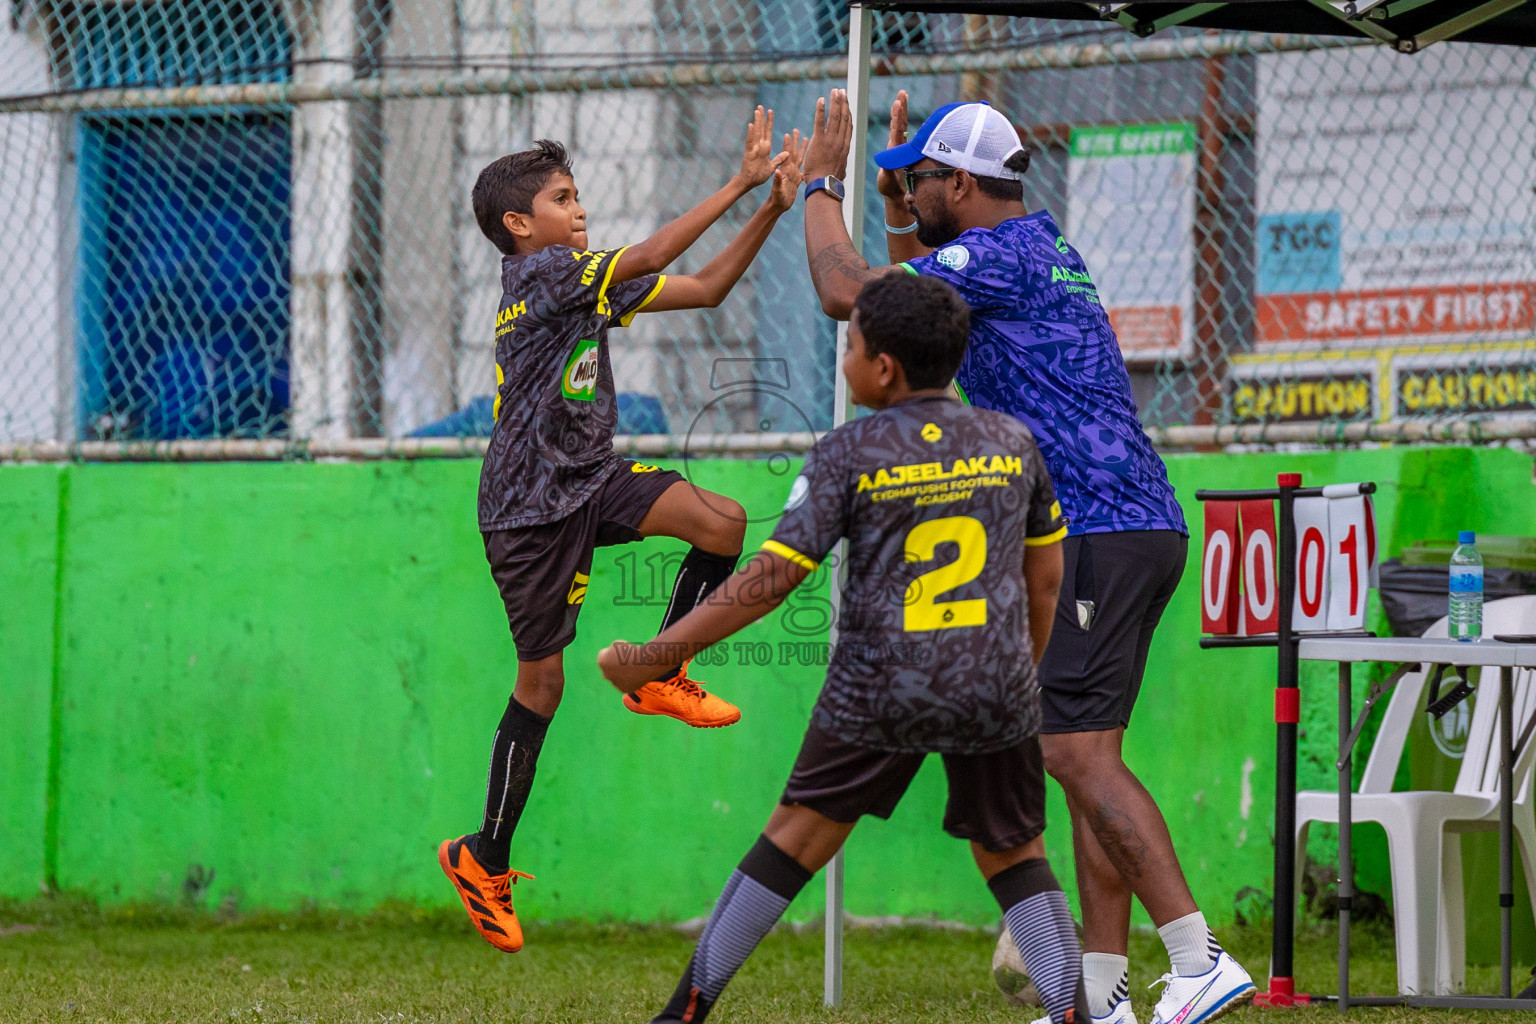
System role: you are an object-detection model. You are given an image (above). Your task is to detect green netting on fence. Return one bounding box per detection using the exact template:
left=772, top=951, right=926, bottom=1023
left=0, top=2, right=1532, bottom=451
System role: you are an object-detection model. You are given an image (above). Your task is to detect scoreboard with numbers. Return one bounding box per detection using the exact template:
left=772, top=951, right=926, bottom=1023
left=1201, top=485, right=1377, bottom=636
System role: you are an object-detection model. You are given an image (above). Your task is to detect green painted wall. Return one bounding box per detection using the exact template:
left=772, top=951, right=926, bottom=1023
left=0, top=465, right=61, bottom=898
left=1, top=448, right=1534, bottom=935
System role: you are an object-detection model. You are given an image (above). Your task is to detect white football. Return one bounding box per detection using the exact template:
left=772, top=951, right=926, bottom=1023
left=992, top=928, right=1042, bottom=1006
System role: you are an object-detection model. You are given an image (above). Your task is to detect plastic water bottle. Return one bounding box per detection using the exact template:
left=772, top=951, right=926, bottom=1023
left=1448, top=531, right=1484, bottom=642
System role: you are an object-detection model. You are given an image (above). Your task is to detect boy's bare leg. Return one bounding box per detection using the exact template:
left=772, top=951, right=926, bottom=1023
left=974, top=833, right=1088, bottom=1024
left=972, top=834, right=1047, bottom=879
left=637, top=480, right=746, bottom=555
left=762, top=802, right=857, bottom=872
left=513, top=651, right=565, bottom=718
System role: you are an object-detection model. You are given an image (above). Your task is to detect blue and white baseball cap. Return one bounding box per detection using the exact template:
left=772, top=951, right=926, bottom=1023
left=874, top=100, right=1028, bottom=179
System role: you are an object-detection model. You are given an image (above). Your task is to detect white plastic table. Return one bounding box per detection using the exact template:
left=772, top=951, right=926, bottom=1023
left=1297, top=636, right=1536, bottom=1010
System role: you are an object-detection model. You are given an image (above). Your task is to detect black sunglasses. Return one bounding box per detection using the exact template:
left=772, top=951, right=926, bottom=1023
left=904, top=167, right=957, bottom=194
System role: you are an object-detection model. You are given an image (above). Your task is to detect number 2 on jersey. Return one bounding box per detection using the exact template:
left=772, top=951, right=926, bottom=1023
left=903, top=516, right=988, bottom=631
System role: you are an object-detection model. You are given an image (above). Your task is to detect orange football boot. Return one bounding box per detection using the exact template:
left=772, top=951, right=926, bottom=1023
left=438, top=834, right=534, bottom=952
left=623, top=661, right=741, bottom=728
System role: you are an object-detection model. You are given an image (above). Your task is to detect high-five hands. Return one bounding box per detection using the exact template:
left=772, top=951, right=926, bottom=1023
left=875, top=90, right=910, bottom=201
left=734, top=106, right=794, bottom=191
left=803, top=89, right=854, bottom=182
left=766, top=130, right=807, bottom=213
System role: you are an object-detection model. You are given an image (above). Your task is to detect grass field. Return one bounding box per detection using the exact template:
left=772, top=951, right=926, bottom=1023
left=0, top=900, right=1528, bottom=1023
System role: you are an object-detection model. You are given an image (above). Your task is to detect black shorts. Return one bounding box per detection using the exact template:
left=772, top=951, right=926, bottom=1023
left=483, top=460, right=684, bottom=661
left=780, top=722, right=1047, bottom=853
left=1039, top=530, right=1187, bottom=734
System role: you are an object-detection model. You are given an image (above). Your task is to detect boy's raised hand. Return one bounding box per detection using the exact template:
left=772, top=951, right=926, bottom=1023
left=734, top=106, right=792, bottom=191
left=766, top=130, right=807, bottom=212
left=875, top=90, right=910, bottom=201
left=597, top=642, right=666, bottom=693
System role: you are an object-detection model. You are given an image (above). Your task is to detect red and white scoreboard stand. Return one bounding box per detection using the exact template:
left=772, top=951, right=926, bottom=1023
left=1195, top=473, right=1378, bottom=1009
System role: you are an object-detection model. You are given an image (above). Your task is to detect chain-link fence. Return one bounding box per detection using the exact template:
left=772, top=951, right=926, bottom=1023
left=0, top=2, right=1532, bottom=456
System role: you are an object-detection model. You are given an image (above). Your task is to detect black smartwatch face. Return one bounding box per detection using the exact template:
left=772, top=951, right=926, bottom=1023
left=824, top=177, right=846, bottom=200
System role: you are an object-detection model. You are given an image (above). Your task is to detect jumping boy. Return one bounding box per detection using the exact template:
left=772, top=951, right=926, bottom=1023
left=599, top=274, right=1086, bottom=1024
left=440, top=110, right=806, bottom=954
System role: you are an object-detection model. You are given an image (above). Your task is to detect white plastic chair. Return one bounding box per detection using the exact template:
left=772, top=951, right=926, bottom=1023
left=1294, top=595, right=1536, bottom=995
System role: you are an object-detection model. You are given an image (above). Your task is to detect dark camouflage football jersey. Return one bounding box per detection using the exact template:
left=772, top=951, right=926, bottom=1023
left=764, top=395, right=1066, bottom=754
left=478, top=245, right=664, bottom=531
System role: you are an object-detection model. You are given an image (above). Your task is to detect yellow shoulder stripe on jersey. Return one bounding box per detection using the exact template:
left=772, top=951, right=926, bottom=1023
left=1025, top=524, right=1068, bottom=547
left=761, top=540, right=818, bottom=571
left=595, top=245, right=628, bottom=316
left=619, top=275, right=667, bottom=326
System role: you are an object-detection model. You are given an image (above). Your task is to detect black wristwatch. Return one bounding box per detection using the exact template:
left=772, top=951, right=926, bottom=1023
left=804, top=176, right=846, bottom=202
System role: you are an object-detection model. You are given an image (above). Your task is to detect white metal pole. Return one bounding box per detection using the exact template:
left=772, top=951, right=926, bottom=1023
left=824, top=2, right=872, bottom=1010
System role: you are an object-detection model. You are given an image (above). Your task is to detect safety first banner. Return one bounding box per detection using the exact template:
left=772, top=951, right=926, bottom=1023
left=1202, top=490, right=1377, bottom=635
left=1067, top=123, right=1196, bottom=362
left=1254, top=45, right=1535, bottom=351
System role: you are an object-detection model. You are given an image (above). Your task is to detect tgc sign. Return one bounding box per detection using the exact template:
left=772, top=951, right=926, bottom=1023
left=1202, top=489, right=1377, bottom=636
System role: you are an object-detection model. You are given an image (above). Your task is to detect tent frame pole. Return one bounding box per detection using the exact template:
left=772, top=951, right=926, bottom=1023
left=824, top=1, right=872, bottom=1009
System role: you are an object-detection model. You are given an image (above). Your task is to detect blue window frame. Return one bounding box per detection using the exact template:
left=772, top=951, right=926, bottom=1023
left=65, top=1, right=294, bottom=439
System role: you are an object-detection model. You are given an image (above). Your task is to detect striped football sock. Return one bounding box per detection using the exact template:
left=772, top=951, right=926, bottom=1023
left=989, top=858, right=1087, bottom=1024
left=653, top=835, right=812, bottom=1023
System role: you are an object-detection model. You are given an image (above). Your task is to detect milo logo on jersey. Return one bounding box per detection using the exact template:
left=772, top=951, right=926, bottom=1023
left=562, top=338, right=600, bottom=401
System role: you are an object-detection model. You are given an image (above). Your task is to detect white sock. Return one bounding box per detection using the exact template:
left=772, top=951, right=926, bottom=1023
left=1083, top=952, right=1129, bottom=1016
left=1157, top=911, right=1219, bottom=976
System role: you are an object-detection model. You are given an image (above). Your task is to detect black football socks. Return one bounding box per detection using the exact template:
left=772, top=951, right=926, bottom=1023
left=989, top=858, right=1089, bottom=1024
left=472, top=695, right=551, bottom=875
left=653, top=834, right=812, bottom=1023
left=652, top=547, right=738, bottom=682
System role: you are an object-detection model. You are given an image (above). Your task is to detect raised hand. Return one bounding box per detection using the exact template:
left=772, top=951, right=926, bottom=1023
left=802, top=89, right=853, bottom=181
left=734, top=106, right=781, bottom=190
left=598, top=642, right=661, bottom=693
left=876, top=90, right=910, bottom=200
left=766, top=130, right=807, bottom=212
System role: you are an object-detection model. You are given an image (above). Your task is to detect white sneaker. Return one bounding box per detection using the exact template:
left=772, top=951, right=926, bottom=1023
left=1148, top=951, right=1256, bottom=1024
left=1030, top=998, right=1137, bottom=1024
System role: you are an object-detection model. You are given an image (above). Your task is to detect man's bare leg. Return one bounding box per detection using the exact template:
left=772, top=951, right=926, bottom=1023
left=1042, top=728, right=1198, bottom=927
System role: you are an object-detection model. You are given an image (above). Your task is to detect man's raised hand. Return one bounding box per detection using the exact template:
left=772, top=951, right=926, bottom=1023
left=803, top=89, right=853, bottom=181
left=876, top=90, right=910, bottom=201
left=734, top=106, right=791, bottom=191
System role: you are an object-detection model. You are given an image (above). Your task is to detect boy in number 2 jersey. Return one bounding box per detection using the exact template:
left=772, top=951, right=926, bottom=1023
left=599, top=275, right=1086, bottom=1024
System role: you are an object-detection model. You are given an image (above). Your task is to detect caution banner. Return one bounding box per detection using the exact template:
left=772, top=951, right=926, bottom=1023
left=1394, top=362, right=1536, bottom=416
left=1229, top=373, right=1376, bottom=424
